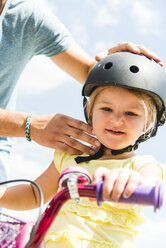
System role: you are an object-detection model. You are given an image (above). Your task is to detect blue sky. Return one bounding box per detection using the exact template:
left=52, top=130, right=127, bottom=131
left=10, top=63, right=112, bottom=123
left=3, top=0, right=166, bottom=247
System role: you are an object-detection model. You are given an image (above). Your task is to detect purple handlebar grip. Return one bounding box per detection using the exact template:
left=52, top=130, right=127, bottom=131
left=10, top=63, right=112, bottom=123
left=96, top=177, right=164, bottom=211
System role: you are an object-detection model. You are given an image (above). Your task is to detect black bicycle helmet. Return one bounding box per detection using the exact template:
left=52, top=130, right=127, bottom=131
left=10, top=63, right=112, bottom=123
left=75, top=52, right=166, bottom=163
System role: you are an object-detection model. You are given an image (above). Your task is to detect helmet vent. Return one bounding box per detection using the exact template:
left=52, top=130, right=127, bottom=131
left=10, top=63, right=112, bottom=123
left=130, top=65, right=139, bottom=73
left=104, top=62, right=113, bottom=70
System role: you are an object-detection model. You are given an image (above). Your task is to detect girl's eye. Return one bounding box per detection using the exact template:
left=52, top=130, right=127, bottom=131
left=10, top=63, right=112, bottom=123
left=126, top=111, right=137, bottom=116
left=101, top=107, right=112, bottom=112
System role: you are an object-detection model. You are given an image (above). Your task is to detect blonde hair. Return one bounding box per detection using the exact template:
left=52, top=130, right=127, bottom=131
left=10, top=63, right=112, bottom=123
left=86, top=85, right=157, bottom=133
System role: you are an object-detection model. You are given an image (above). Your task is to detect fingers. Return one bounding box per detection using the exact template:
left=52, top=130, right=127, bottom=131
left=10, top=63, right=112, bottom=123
left=63, top=115, right=94, bottom=135
left=31, top=113, right=101, bottom=155
left=95, top=51, right=108, bottom=61
left=95, top=42, right=141, bottom=61
left=111, top=169, right=131, bottom=202
left=136, top=44, right=163, bottom=66
left=92, top=167, right=119, bottom=201
left=102, top=169, right=119, bottom=201
left=63, top=126, right=100, bottom=149
left=53, top=133, right=99, bottom=155
left=108, top=42, right=140, bottom=54
left=92, top=167, right=110, bottom=184
left=123, top=172, right=143, bottom=199
left=95, top=41, right=163, bottom=66
left=93, top=167, right=143, bottom=203
left=54, top=115, right=101, bottom=154
left=52, top=140, right=84, bottom=155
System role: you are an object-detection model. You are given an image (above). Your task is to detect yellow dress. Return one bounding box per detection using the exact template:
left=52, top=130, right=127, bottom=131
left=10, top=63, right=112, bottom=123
left=45, top=151, right=162, bottom=248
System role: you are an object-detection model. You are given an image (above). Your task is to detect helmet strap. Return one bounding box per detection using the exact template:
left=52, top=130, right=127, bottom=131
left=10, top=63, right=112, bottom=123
left=75, top=144, right=105, bottom=164
left=75, top=125, right=158, bottom=164
left=158, top=109, right=166, bottom=126
left=83, top=97, right=88, bottom=123
left=74, top=143, right=136, bottom=164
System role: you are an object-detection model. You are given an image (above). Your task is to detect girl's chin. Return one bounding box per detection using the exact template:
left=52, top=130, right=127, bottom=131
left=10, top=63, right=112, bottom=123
left=104, top=144, right=129, bottom=151
left=99, top=140, right=132, bottom=151
left=104, top=146, right=124, bottom=152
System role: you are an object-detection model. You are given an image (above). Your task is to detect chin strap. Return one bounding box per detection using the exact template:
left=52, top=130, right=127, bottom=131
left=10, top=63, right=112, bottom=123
left=75, top=126, right=157, bottom=164
left=74, top=144, right=136, bottom=164
left=75, top=145, right=105, bottom=164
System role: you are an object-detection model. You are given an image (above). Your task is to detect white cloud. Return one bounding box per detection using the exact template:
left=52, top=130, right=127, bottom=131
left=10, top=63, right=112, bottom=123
left=131, top=1, right=162, bottom=35
left=93, top=41, right=115, bottom=54
left=8, top=153, right=45, bottom=180
left=18, top=56, right=71, bottom=95
left=94, top=6, right=119, bottom=27
left=85, top=0, right=97, bottom=7
left=93, top=41, right=107, bottom=52
left=92, top=0, right=162, bottom=35
left=71, top=21, right=89, bottom=46
left=136, top=219, right=166, bottom=247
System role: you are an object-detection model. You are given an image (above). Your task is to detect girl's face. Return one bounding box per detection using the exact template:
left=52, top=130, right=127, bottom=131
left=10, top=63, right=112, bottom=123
left=92, top=87, right=146, bottom=151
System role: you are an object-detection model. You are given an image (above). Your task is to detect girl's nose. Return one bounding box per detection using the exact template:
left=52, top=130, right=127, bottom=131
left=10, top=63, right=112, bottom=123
left=110, top=113, right=123, bottom=125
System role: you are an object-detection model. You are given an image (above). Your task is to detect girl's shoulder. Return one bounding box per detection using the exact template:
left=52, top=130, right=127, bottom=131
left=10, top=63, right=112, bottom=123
left=131, top=154, right=158, bottom=171
left=54, top=150, right=81, bottom=172
left=132, top=154, right=156, bottom=163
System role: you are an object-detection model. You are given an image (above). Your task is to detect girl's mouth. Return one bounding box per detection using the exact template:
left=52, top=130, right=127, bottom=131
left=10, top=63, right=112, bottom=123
left=106, top=129, right=124, bottom=135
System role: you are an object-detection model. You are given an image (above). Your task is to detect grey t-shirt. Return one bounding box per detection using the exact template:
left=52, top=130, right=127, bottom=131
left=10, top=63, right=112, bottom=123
left=0, top=0, right=73, bottom=109
left=0, top=0, right=74, bottom=179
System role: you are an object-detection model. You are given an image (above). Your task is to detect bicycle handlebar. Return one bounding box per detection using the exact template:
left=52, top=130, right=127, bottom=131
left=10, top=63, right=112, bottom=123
left=96, top=177, right=163, bottom=211
left=27, top=167, right=164, bottom=247
left=28, top=180, right=164, bottom=247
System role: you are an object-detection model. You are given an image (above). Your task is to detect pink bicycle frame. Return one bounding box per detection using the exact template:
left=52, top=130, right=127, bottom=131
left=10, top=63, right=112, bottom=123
left=0, top=167, right=163, bottom=248
left=27, top=183, right=96, bottom=247
left=27, top=166, right=163, bottom=247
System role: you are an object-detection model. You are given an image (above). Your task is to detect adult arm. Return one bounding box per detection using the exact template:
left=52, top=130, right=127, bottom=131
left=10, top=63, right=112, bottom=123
left=51, top=41, right=163, bottom=84
left=0, top=42, right=163, bottom=155
left=0, top=109, right=100, bottom=155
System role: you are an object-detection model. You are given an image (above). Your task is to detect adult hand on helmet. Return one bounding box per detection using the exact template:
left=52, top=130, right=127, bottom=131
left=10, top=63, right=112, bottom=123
left=30, top=113, right=101, bottom=155
left=95, top=41, right=163, bottom=66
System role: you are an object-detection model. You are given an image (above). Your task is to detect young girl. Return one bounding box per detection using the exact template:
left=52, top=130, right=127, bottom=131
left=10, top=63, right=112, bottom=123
left=0, top=52, right=165, bottom=248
